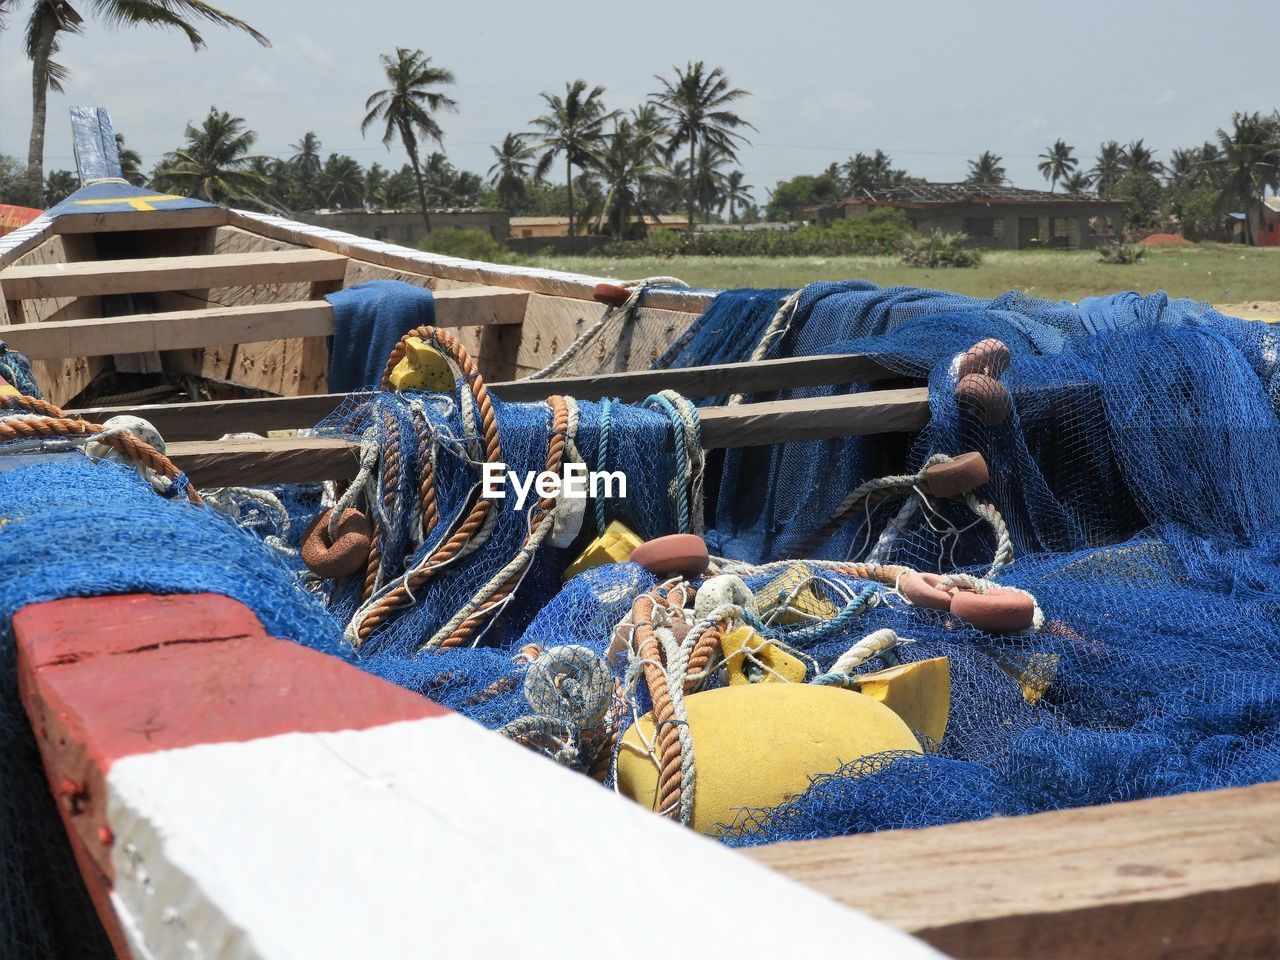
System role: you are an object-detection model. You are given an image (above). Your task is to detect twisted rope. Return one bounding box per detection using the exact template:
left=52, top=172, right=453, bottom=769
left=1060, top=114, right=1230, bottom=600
left=349, top=327, right=505, bottom=648
left=595, top=398, right=612, bottom=535
left=0, top=415, right=201, bottom=504
left=644, top=390, right=704, bottom=535
left=420, top=395, right=575, bottom=650
left=525, top=276, right=689, bottom=381
left=727, top=289, right=803, bottom=406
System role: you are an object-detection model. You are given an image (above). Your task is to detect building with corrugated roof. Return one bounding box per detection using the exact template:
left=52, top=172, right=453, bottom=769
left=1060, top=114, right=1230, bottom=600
left=825, top=182, right=1127, bottom=250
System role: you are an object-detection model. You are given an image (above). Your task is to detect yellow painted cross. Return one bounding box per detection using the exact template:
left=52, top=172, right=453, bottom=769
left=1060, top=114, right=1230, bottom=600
left=73, top=194, right=185, bottom=212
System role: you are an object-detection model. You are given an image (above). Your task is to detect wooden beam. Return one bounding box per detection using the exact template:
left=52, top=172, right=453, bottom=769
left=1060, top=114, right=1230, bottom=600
left=51, top=206, right=229, bottom=235
left=168, top=436, right=356, bottom=487
left=746, top=782, right=1280, bottom=960
left=162, top=388, right=929, bottom=485
left=0, top=249, right=347, bottom=300
left=70, top=354, right=912, bottom=441
left=2, top=287, right=529, bottom=360
left=699, top=388, right=929, bottom=449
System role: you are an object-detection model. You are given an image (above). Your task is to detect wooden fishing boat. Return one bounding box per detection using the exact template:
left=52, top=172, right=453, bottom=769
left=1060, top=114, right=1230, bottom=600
left=0, top=109, right=1276, bottom=960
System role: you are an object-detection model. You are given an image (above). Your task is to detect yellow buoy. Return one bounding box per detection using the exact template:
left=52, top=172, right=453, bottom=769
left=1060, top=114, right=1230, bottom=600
left=720, top=626, right=807, bottom=685
left=754, top=563, right=841, bottom=624
left=388, top=336, right=456, bottom=393
left=849, top=657, right=950, bottom=748
left=617, top=683, right=921, bottom=835
left=563, top=520, right=643, bottom=580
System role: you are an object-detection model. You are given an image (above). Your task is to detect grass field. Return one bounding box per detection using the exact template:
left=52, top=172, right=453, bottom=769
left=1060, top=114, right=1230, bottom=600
left=531, top=243, right=1280, bottom=305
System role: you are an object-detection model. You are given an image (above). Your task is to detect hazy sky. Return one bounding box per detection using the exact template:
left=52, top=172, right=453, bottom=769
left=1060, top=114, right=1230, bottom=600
left=1, top=0, right=1277, bottom=199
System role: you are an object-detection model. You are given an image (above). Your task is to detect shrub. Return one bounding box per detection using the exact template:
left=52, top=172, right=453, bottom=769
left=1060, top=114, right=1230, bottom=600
left=900, top=231, right=983, bottom=268
left=587, top=208, right=915, bottom=259
left=1098, top=242, right=1147, bottom=265
left=419, top=228, right=522, bottom=264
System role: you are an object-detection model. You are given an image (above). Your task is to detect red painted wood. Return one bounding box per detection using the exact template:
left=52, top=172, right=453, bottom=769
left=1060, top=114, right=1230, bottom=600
left=14, top=592, right=446, bottom=899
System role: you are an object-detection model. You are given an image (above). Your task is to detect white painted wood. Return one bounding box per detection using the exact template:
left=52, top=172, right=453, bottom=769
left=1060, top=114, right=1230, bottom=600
left=107, top=713, right=941, bottom=960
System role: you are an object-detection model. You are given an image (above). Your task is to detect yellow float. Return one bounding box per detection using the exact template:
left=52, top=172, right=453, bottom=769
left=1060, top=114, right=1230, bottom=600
left=387, top=336, right=456, bottom=392
left=617, top=682, right=926, bottom=835
left=563, top=520, right=643, bottom=579
left=847, top=656, right=951, bottom=747
left=754, top=563, right=841, bottom=624
left=719, top=626, right=807, bottom=685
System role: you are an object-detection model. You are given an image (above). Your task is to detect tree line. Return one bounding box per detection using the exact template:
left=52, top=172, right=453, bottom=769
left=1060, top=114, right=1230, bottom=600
left=2, top=3, right=1277, bottom=243
left=768, top=116, right=1280, bottom=243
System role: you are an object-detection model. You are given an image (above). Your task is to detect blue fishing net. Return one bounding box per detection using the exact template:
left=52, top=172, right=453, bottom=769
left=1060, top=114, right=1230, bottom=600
left=0, top=456, right=346, bottom=958
left=8, top=278, right=1280, bottom=952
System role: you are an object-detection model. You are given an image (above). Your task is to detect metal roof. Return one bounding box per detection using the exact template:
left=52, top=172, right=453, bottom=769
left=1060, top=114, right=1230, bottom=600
left=842, top=181, right=1119, bottom=206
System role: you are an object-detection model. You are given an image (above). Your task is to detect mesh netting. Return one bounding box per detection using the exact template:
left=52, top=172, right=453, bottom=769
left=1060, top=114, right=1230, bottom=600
left=6, top=279, right=1280, bottom=949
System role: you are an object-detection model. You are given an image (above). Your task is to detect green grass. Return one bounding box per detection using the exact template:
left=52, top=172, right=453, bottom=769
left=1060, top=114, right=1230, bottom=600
left=529, top=244, right=1279, bottom=304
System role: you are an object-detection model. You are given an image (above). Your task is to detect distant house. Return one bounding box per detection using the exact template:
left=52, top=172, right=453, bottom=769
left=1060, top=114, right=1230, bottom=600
left=1234, top=197, right=1280, bottom=246
left=827, top=182, right=1127, bottom=250
left=508, top=215, right=690, bottom=239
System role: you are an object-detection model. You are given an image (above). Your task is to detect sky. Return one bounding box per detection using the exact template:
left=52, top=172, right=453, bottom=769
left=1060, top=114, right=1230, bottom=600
left=1, top=0, right=1277, bottom=201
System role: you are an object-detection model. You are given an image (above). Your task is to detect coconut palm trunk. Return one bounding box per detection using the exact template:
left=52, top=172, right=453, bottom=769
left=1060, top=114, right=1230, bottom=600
left=25, top=21, right=56, bottom=204
left=402, top=123, right=432, bottom=233
left=686, top=137, right=696, bottom=235
left=566, top=161, right=576, bottom=252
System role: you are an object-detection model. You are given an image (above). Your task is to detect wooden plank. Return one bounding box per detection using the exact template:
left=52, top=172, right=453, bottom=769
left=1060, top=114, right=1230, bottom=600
left=163, top=389, right=929, bottom=485
left=745, top=782, right=1280, bottom=960
left=4, top=288, right=530, bottom=361
left=698, top=388, right=930, bottom=449
left=70, top=354, right=909, bottom=440
left=0, top=248, right=348, bottom=300
left=168, top=436, right=357, bottom=487
left=51, top=206, right=228, bottom=235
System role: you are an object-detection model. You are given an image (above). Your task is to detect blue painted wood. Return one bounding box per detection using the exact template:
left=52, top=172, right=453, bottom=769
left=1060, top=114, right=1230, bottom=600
left=45, top=181, right=218, bottom=220
left=70, top=106, right=123, bottom=183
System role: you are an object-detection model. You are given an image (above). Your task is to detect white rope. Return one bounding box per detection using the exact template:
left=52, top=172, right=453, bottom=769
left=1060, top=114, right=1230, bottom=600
left=727, top=289, right=802, bottom=406
left=525, top=277, right=689, bottom=381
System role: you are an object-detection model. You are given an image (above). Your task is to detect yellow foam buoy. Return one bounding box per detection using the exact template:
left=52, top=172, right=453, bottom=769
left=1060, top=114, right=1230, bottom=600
left=563, top=520, right=643, bottom=580
left=388, top=336, right=455, bottom=393
left=720, top=626, right=807, bottom=685
left=849, top=657, right=950, bottom=748
left=617, top=683, right=921, bottom=834
left=754, top=563, right=841, bottom=624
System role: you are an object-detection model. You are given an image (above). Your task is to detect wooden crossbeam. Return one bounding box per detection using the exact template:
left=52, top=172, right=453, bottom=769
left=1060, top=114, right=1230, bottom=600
left=70, top=353, right=909, bottom=441
left=0, top=249, right=347, bottom=300
left=746, top=781, right=1280, bottom=960
left=1, top=287, right=530, bottom=361
left=164, top=388, right=930, bottom=486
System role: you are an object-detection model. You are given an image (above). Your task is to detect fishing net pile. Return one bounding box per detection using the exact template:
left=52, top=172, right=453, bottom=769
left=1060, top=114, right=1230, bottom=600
left=4, top=279, right=1280, bottom=953
left=276, top=288, right=1279, bottom=845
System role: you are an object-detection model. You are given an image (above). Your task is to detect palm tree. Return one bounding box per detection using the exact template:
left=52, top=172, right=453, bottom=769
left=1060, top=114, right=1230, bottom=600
left=44, top=168, right=76, bottom=205
left=1120, top=139, right=1164, bottom=178
left=362, top=47, right=457, bottom=232
left=1037, top=139, right=1077, bottom=192
left=529, top=79, right=616, bottom=246
left=843, top=150, right=903, bottom=195
left=319, top=153, right=365, bottom=209
left=721, top=170, right=754, bottom=223
left=966, top=151, right=1007, bottom=186
left=1061, top=170, right=1095, bottom=196
left=6, top=0, right=267, bottom=205
left=289, top=132, right=323, bottom=209
left=678, top=145, right=731, bottom=222
left=1215, top=111, right=1280, bottom=245
left=487, top=133, right=533, bottom=212
left=650, top=62, right=754, bottom=233
left=114, top=132, right=145, bottom=186
left=153, top=107, right=265, bottom=204
left=630, top=103, right=669, bottom=144
left=1092, top=141, right=1124, bottom=199
left=593, top=118, right=668, bottom=236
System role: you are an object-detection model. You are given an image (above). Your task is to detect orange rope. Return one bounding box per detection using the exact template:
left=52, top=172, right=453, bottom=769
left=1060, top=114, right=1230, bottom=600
left=0, top=415, right=202, bottom=505
left=355, top=326, right=503, bottom=647
left=630, top=592, right=685, bottom=819
left=436, top=395, right=570, bottom=648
